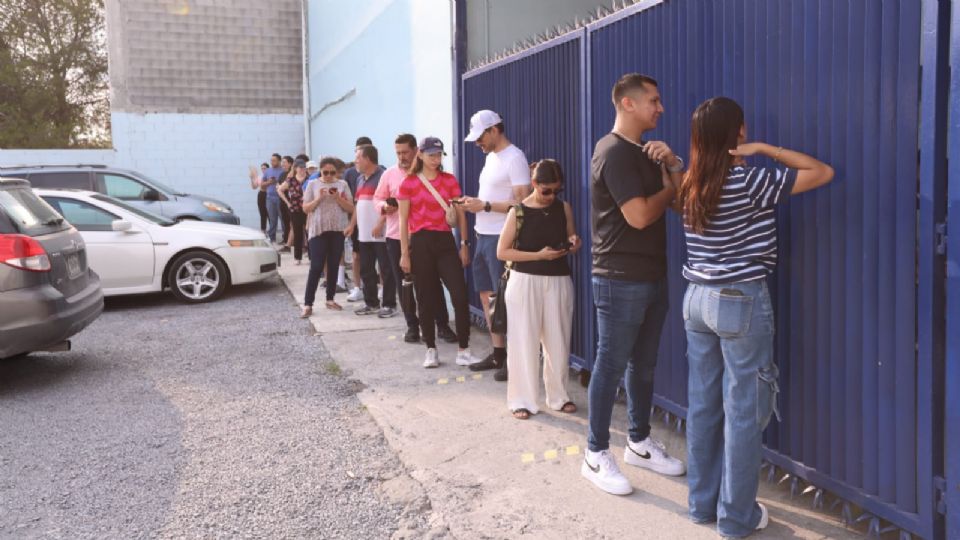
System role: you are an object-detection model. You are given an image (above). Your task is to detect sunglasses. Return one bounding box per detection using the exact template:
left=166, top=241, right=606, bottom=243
left=538, top=187, right=563, bottom=196
left=321, top=170, right=337, bottom=176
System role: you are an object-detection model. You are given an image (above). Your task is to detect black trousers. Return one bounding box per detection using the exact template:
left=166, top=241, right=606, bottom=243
left=410, top=230, right=470, bottom=349
left=304, top=232, right=345, bottom=305
left=386, top=238, right=449, bottom=330
left=359, top=241, right=396, bottom=309
left=290, top=210, right=306, bottom=261
left=257, top=190, right=268, bottom=231
left=280, top=202, right=290, bottom=242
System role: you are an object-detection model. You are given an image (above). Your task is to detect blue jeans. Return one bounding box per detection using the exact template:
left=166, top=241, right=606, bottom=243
left=587, top=276, right=668, bottom=452
left=683, top=278, right=779, bottom=537
left=304, top=232, right=345, bottom=305
left=266, top=196, right=281, bottom=242
left=472, top=233, right=505, bottom=293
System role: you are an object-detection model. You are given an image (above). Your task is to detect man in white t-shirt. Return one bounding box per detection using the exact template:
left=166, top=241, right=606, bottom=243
left=460, top=110, right=531, bottom=380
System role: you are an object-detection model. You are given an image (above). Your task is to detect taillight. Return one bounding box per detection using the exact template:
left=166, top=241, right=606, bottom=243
left=0, top=234, right=51, bottom=272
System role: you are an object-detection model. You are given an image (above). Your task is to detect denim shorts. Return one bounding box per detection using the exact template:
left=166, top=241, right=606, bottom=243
left=472, top=233, right=505, bottom=293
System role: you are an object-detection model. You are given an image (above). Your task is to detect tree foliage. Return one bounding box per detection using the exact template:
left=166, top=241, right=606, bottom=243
left=0, top=0, right=109, bottom=148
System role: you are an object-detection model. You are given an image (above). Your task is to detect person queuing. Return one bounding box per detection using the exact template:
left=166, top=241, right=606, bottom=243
left=346, top=144, right=397, bottom=317
left=344, top=137, right=372, bottom=303
left=460, top=110, right=532, bottom=381
left=496, top=159, right=581, bottom=420
left=678, top=97, right=833, bottom=537
left=277, top=155, right=294, bottom=252
left=250, top=162, right=269, bottom=233
left=582, top=73, right=686, bottom=497
left=374, top=133, right=458, bottom=344
left=277, top=159, right=308, bottom=265
left=263, top=153, right=285, bottom=244
left=302, top=157, right=355, bottom=316
left=398, top=137, right=481, bottom=369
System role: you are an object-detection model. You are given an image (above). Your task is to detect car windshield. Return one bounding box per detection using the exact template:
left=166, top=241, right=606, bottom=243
left=131, top=172, right=188, bottom=196
left=91, top=194, right=176, bottom=226
left=0, top=187, right=70, bottom=236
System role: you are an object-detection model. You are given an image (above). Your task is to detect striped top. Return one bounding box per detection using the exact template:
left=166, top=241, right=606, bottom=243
left=682, top=166, right=797, bottom=285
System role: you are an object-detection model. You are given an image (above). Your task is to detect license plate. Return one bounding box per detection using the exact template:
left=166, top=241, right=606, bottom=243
left=66, top=254, right=82, bottom=279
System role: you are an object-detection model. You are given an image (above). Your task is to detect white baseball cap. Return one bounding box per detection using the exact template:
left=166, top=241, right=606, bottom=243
left=464, top=110, right=503, bottom=142
left=306, top=160, right=318, bottom=169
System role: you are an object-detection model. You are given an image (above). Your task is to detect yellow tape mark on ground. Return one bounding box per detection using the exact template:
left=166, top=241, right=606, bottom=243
left=387, top=335, right=396, bottom=340
left=456, top=376, right=466, bottom=383
left=472, top=374, right=483, bottom=380
left=565, top=445, right=581, bottom=456
left=521, top=453, right=536, bottom=463
left=543, top=449, right=559, bottom=460
left=437, top=378, right=449, bottom=385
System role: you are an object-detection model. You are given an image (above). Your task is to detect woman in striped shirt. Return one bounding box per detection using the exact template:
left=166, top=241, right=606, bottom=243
left=678, top=97, right=833, bottom=538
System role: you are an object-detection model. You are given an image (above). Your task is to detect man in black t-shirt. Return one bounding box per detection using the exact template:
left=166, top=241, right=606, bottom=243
left=582, top=74, right=687, bottom=496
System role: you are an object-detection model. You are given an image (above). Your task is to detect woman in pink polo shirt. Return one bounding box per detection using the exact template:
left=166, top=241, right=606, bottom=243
left=398, top=137, right=481, bottom=369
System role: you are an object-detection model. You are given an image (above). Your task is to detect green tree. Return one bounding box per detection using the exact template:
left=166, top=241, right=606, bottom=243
left=0, top=0, right=109, bottom=148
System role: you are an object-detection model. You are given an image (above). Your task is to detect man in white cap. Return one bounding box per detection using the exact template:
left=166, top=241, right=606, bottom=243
left=460, top=110, right=531, bottom=381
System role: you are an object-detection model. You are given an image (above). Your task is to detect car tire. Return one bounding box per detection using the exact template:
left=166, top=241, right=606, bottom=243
left=167, top=251, right=228, bottom=303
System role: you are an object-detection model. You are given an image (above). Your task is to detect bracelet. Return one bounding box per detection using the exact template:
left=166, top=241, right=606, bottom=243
left=774, top=146, right=784, bottom=162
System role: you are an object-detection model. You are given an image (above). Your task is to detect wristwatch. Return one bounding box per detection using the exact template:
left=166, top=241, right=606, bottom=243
left=667, top=156, right=685, bottom=173
left=483, top=201, right=492, bottom=213
left=460, top=239, right=470, bottom=247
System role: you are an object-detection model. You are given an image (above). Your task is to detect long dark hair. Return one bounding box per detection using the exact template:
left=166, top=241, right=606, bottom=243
left=680, top=97, right=744, bottom=234
left=531, top=159, right=564, bottom=185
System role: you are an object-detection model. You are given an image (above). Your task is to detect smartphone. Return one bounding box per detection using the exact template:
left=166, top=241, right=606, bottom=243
left=386, top=197, right=398, bottom=207
left=554, top=240, right=573, bottom=251
left=328, top=187, right=339, bottom=195
left=449, top=198, right=463, bottom=205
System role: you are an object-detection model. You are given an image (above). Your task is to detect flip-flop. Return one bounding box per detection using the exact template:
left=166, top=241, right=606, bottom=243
left=561, top=402, right=577, bottom=414
left=512, top=408, right=531, bottom=420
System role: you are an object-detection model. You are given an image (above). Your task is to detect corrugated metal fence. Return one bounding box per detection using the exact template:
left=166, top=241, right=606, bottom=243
left=459, top=0, right=952, bottom=538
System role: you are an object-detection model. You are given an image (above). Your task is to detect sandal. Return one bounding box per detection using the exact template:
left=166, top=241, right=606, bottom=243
left=560, top=402, right=577, bottom=414
left=512, top=408, right=531, bottom=420
left=300, top=306, right=313, bottom=318
left=325, top=301, right=343, bottom=311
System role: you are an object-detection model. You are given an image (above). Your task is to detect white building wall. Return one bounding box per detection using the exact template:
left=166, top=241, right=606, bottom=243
left=306, top=0, right=453, bottom=169
left=0, top=112, right=304, bottom=228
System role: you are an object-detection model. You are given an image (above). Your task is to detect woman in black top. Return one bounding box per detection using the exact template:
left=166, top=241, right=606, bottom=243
left=496, top=160, right=582, bottom=420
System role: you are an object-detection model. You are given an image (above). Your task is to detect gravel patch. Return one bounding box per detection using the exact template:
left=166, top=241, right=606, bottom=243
left=0, top=278, right=414, bottom=539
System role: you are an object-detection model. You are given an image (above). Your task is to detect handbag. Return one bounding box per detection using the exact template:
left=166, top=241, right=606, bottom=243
left=489, top=205, right=524, bottom=335
left=418, top=174, right=458, bottom=228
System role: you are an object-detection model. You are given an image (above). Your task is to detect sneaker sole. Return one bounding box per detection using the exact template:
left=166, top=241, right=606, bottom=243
left=580, top=462, right=633, bottom=496
left=423, top=363, right=439, bottom=369
left=623, top=450, right=687, bottom=477
left=377, top=312, right=398, bottom=318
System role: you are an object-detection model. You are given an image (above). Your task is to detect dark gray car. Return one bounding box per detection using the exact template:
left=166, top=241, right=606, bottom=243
left=0, top=178, right=104, bottom=359
left=0, top=164, right=240, bottom=224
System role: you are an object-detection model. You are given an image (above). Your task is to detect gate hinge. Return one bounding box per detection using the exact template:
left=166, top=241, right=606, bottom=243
left=935, top=222, right=947, bottom=256
left=935, top=476, right=947, bottom=516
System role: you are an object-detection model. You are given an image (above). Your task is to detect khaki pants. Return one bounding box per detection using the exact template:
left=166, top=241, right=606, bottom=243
left=505, top=271, right=574, bottom=414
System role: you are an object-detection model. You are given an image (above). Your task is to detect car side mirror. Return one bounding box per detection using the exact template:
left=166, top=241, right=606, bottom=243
left=143, top=189, right=161, bottom=201
left=111, top=220, right=133, bottom=232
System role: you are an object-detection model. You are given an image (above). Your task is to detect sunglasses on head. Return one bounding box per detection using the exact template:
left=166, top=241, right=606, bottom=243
left=538, top=187, right=563, bottom=196
left=321, top=170, right=337, bottom=176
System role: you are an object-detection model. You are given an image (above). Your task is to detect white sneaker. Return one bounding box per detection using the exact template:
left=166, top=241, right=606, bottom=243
left=423, top=348, right=439, bottom=368
left=624, top=436, right=687, bottom=476
left=756, top=502, right=769, bottom=530
left=347, top=287, right=363, bottom=302
left=455, top=349, right=481, bottom=366
left=581, top=449, right=633, bottom=496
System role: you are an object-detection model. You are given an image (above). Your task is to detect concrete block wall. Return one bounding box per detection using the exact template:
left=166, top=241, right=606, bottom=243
left=111, top=112, right=304, bottom=227
left=0, top=113, right=305, bottom=228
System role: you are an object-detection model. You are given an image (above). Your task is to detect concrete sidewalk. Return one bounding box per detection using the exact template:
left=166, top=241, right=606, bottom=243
left=276, top=252, right=861, bottom=539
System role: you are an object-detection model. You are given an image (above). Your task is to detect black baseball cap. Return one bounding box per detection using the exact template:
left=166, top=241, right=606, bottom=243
left=418, top=136, right=446, bottom=155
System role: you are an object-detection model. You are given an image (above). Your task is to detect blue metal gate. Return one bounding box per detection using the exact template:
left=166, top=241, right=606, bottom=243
left=458, top=0, right=951, bottom=537
left=460, top=31, right=595, bottom=372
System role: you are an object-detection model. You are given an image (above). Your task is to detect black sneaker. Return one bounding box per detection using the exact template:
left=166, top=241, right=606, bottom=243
left=436, top=324, right=458, bottom=344
left=355, top=305, right=379, bottom=316
left=469, top=353, right=499, bottom=372
left=404, top=327, right=420, bottom=343
left=493, top=364, right=508, bottom=382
